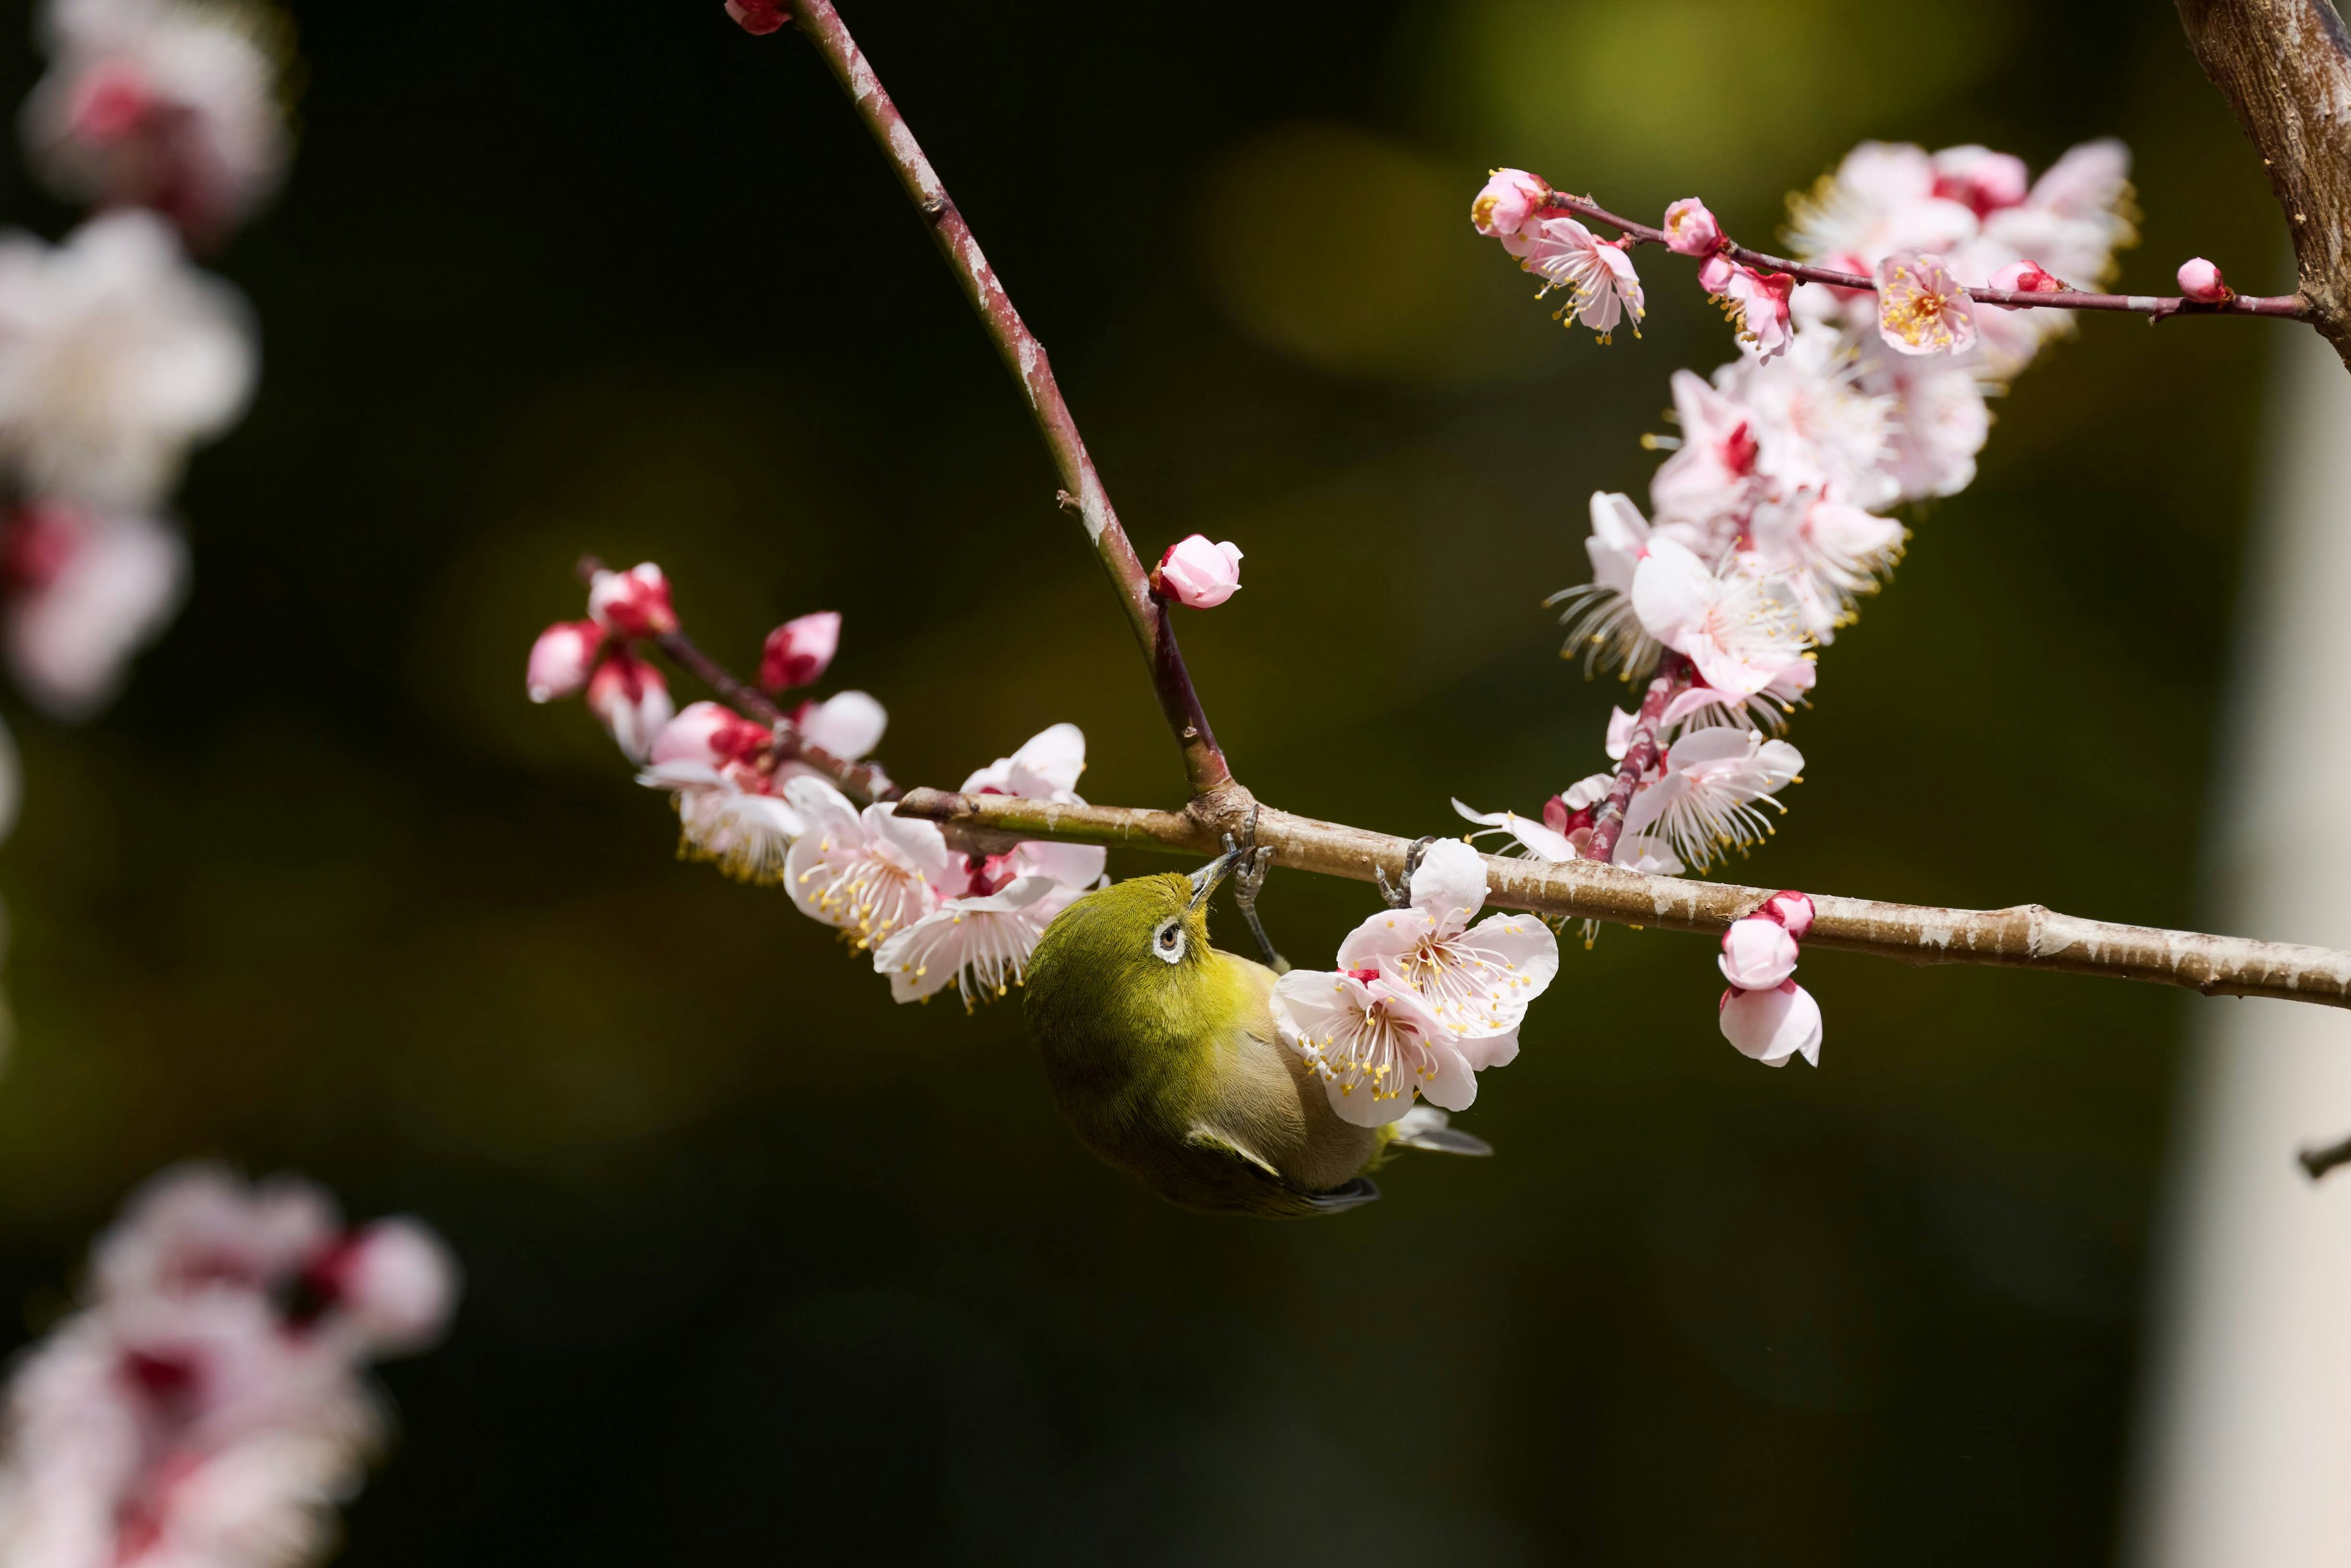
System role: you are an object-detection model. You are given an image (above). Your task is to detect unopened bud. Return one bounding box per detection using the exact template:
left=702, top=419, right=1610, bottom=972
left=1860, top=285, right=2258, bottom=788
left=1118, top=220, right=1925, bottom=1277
left=527, top=619, right=604, bottom=703
left=725, top=0, right=789, bottom=34
left=585, top=647, right=674, bottom=762
left=1470, top=168, right=1550, bottom=239
left=1760, top=888, right=1815, bottom=939
left=759, top=610, right=841, bottom=692
left=1661, top=198, right=1722, bottom=257
left=317, top=1220, right=459, bottom=1355
left=651, top=700, right=770, bottom=769
left=1719, top=915, right=1799, bottom=990
left=2177, top=257, right=2232, bottom=302
left=587, top=562, right=678, bottom=638
left=1153, top=535, right=1244, bottom=609
left=1985, top=258, right=2065, bottom=310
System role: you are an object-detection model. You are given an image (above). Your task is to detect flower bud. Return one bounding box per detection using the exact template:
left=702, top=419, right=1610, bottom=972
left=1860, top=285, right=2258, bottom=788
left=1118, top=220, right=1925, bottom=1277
left=1696, top=253, right=1734, bottom=294
left=585, top=647, right=674, bottom=762
left=651, top=700, right=770, bottom=769
left=1661, top=198, right=1721, bottom=257
left=1718, top=979, right=1823, bottom=1067
left=526, top=619, right=604, bottom=703
left=2177, top=257, right=2231, bottom=302
left=1470, top=169, right=1550, bottom=239
left=1985, top=258, right=2065, bottom=309
left=587, top=561, right=677, bottom=638
left=317, top=1220, right=459, bottom=1354
left=1153, top=535, right=1244, bottom=609
left=1719, top=915, right=1799, bottom=990
left=1759, top=888, right=1815, bottom=939
left=759, top=610, right=841, bottom=692
left=724, top=0, right=789, bottom=34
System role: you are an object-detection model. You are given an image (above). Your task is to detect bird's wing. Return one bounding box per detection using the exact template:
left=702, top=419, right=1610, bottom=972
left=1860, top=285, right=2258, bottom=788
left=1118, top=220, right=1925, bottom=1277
left=1181, top=1125, right=1382, bottom=1217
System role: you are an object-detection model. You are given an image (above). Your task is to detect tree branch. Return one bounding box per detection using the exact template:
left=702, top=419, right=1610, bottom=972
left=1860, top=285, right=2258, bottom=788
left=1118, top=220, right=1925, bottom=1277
left=1545, top=192, right=2313, bottom=321
left=786, top=0, right=1236, bottom=801
left=2175, top=0, right=2351, bottom=366
left=1584, top=657, right=1689, bottom=863
left=894, top=788, right=2351, bottom=1008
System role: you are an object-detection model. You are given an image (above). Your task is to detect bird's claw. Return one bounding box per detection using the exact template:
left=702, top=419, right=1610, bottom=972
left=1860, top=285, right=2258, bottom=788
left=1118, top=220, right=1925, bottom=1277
left=1378, top=836, right=1441, bottom=908
left=1223, top=808, right=1288, bottom=973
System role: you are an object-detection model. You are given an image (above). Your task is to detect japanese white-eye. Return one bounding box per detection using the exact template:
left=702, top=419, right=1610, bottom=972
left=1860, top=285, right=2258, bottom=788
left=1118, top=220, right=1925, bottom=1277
left=1024, top=847, right=1488, bottom=1218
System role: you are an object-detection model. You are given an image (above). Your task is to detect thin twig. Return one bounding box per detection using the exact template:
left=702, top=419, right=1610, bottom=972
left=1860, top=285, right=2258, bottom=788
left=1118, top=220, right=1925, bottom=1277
left=787, top=0, right=1236, bottom=801
left=1584, top=656, right=1689, bottom=864
left=893, top=789, right=2351, bottom=1009
left=2298, top=1131, right=2351, bottom=1181
left=1543, top=191, right=2314, bottom=321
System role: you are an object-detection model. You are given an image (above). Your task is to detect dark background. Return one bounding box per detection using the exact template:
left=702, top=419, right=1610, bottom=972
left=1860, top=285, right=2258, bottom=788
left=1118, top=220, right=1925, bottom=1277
left=0, top=0, right=2297, bottom=1561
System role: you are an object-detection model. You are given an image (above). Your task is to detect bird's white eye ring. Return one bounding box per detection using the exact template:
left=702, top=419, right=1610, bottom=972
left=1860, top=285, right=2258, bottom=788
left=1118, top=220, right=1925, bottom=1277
left=1152, top=918, right=1187, bottom=965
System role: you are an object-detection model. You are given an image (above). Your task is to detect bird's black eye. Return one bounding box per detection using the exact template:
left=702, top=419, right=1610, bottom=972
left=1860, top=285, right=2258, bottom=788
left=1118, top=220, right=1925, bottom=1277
left=1158, top=926, right=1179, bottom=948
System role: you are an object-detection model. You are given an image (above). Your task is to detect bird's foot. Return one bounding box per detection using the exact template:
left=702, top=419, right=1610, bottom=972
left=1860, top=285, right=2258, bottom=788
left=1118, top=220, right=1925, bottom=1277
left=1223, top=808, right=1287, bottom=973
left=1378, top=836, right=1441, bottom=908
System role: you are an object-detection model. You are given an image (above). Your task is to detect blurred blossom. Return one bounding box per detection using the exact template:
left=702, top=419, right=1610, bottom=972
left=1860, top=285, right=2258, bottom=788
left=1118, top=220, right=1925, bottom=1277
left=524, top=618, right=602, bottom=704
left=789, top=689, right=886, bottom=763
left=585, top=561, right=677, bottom=639
left=0, top=211, right=254, bottom=512
left=1, top=501, right=187, bottom=721
left=724, top=0, right=789, bottom=34
left=1929, top=144, right=2030, bottom=218
left=0, top=1165, right=457, bottom=1568
left=23, top=0, right=293, bottom=246
left=1154, top=535, right=1244, bottom=609
left=583, top=646, right=672, bottom=762
left=1985, top=258, right=2064, bottom=303
left=758, top=610, right=840, bottom=692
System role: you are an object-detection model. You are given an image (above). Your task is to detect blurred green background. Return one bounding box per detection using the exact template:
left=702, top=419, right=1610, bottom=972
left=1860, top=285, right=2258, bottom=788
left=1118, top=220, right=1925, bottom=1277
left=0, top=0, right=2298, bottom=1560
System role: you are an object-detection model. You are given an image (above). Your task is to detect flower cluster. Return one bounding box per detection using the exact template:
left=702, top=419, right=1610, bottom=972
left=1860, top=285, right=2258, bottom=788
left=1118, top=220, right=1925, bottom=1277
left=0, top=1166, right=457, bottom=1568
left=1717, top=889, right=1822, bottom=1067
left=1271, top=839, right=1559, bottom=1126
left=1467, top=139, right=2137, bottom=1063
left=0, top=0, right=288, bottom=729
left=530, top=566, right=1108, bottom=1010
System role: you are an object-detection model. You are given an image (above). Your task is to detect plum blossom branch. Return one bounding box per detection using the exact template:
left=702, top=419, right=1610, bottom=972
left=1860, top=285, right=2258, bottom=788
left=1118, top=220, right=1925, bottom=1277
left=1584, top=657, right=1689, bottom=865
left=893, top=789, right=2351, bottom=1010
left=1542, top=190, right=2312, bottom=321
left=783, top=0, right=1237, bottom=802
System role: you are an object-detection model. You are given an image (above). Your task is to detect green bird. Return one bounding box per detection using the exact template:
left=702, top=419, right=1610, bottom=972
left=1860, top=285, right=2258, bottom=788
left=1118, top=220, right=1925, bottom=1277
left=1023, top=844, right=1490, bottom=1218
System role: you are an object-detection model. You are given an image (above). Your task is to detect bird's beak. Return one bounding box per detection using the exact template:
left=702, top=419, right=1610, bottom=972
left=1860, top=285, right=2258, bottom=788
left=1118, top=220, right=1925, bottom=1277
left=1188, top=847, right=1243, bottom=911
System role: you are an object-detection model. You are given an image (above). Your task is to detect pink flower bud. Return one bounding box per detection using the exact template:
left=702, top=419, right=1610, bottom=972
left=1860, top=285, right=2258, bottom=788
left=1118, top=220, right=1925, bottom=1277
left=759, top=610, right=841, bottom=692
left=1661, top=198, right=1722, bottom=257
left=1470, top=168, right=1550, bottom=239
left=1760, top=888, right=1815, bottom=939
left=651, top=700, right=770, bottom=768
left=1719, top=915, right=1799, bottom=990
left=587, top=562, right=677, bottom=638
left=2177, top=257, right=2231, bottom=302
left=1984, top=259, right=2065, bottom=310
left=725, top=0, right=789, bottom=34
left=316, top=1220, right=459, bottom=1354
left=1696, top=253, right=1733, bottom=294
left=585, top=647, right=674, bottom=762
left=1718, top=979, right=1823, bottom=1067
left=1153, top=535, right=1244, bottom=609
left=526, top=619, right=604, bottom=703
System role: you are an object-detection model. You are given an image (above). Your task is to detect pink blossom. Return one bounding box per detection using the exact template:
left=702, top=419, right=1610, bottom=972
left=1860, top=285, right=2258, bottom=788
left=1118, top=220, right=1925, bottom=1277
left=1154, top=535, right=1243, bottom=609
left=587, top=561, right=678, bottom=637
left=23, top=0, right=292, bottom=243
left=1648, top=370, right=1760, bottom=530
left=1930, top=145, right=2030, bottom=219
left=960, top=721, right=1089, bottom=803
left=1620, top=726, right=1804, bottom=872
left=1452, top=799, right=1581, bottom=864
left=2177, top=257, right=2230, bottom=302
left=311, top=1220, right=460, bottom=1357
left=759, top=610, right=839, bottom=692
left=1760, top=888, right=1815, bottom=937
left=1861, top=350, right=1989, bottom=502
left=1335, top=838, right=1558, bottom=1062
left=1719, top=915, right=1798, bottom=989
left=1785, top=142, right=1977, bottom=271
left=1984, top=258, right=2065, bottom=305
left=1509, top=216, right=1645, bottom=339
left=782, top=777, right=955, bottom=950
left=874, top=839, right=1104, bottom=1008
left=1746, top=493, right=1906, bottom=642
left=725, top=0, right=790, bottom=32
left=1662, top=198, right=1722, bottom=256
left=1550, top=490, right=1700, bottom=677
left=649, top=699, right=769, bottom=770
left=0, top=500, right=186, bottom=721
left=1875, top=251, right=1978, bottom=356
left=1629, top=539, right=1810, bottom=697
left=1711, top=264, right=1795, bottom=359
left=1270, top=967, right=1482, bottom=1128
left=584, top=645, right=673, bottom=762
left=1718, top=979, right=1823, bottom=1067
left=1470, top=168, right=1550, bottom=239
left=790, top=689, right=887, bottom=762
left=637, top=757, right=806, bottom=884
left=526, top=618, right=603, bottom=703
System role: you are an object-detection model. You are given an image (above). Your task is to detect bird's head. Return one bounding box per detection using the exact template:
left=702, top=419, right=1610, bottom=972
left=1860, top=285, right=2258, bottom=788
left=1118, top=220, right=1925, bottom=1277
left=1025, top=846, right=1250, bottom=1044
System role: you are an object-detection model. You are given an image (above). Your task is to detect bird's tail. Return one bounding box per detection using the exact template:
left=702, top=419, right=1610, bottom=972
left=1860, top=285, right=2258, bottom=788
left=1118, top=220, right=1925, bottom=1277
left=1374, top=1106, right=1493, bottom=1163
